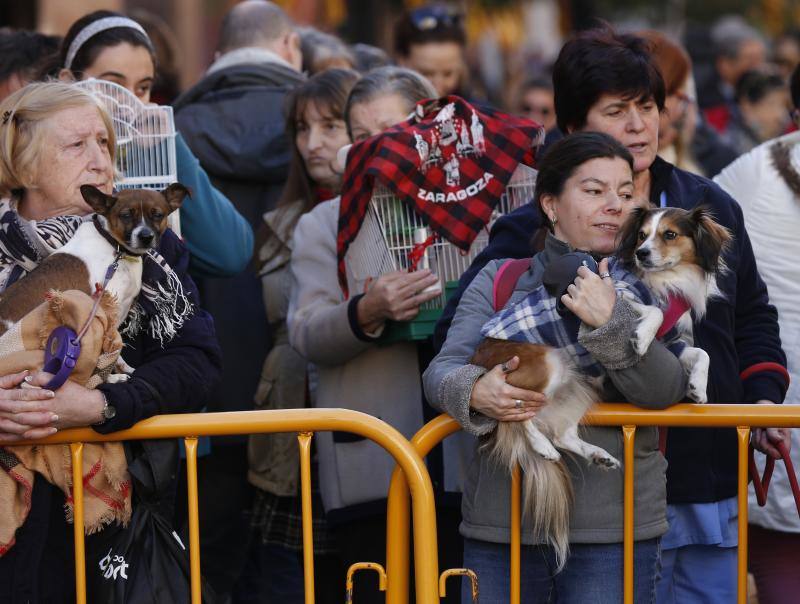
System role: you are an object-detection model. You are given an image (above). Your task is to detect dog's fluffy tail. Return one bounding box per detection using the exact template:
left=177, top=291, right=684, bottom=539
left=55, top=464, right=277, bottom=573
left=490, top=421, right=573, bottom=571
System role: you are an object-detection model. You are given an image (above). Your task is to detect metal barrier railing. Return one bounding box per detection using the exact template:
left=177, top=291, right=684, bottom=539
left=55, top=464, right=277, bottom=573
left=14, top=408, right=441, bottom=604
left=385, top=403, right=800, bottom=604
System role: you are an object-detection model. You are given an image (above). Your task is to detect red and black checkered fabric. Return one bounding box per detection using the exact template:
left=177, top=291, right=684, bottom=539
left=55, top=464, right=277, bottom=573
left=337, top=95, right=543, bottom=295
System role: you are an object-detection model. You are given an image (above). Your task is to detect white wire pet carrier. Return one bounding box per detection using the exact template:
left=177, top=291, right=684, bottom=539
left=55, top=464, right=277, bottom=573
left=346, top=163, right=538, bottom=312
left=75, top=79, right=180, bottom=235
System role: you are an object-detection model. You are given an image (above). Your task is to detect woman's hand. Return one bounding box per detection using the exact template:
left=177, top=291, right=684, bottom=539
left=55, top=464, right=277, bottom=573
left=357, top=269, right=441, bottom=332
left=561, top=257, right=617, bottom=328
left=22, top=371, right=106, bottom=430
left=0, top=370, right=59, bottom=442
left=752, top=400, right=793, bottom=459
left=469, top=356, right=547, bottom=422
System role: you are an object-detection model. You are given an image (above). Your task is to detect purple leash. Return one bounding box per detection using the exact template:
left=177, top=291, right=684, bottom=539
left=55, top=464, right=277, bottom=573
left=43, top=252, right=122, bottom=390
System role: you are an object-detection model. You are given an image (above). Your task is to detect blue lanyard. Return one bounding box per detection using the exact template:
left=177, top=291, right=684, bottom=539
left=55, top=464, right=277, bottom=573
left=659, top=191, right=668, bottom=208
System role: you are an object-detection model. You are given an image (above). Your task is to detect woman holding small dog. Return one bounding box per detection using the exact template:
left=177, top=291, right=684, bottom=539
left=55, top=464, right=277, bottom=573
left=423, top=132, right=688, bottom=603
left=0, top=82, right=221, bottom=601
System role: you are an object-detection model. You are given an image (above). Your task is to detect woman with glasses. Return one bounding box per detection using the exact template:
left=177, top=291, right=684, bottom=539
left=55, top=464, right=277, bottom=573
left=514, top=75, right=556, bottom=134
left=728, top=69, right=790, bottom=156
left=393, top=3, right=467, bottom=97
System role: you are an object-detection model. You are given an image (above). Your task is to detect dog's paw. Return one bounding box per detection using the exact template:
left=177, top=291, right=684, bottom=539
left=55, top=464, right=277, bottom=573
left=106, top=373, right=131, bottom=384
left=532, top=440, right=561, bottom=462
left=592, top=452, right=621, bottom=470
left=538, top=449, right=561, bottom=462
left=687, top=382, right=708, bottom=404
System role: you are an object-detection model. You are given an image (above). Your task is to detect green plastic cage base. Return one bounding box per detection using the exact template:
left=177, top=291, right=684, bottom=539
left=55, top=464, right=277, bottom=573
left=377, top=280, right=459, bottom=345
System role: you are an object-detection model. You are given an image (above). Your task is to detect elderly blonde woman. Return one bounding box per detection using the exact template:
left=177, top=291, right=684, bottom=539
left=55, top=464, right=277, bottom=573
left=0, top=82, right=221, bottom=601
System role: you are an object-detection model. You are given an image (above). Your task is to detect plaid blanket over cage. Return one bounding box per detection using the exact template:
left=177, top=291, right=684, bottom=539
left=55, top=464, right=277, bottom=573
left=336, top=95, right=544, bottom=296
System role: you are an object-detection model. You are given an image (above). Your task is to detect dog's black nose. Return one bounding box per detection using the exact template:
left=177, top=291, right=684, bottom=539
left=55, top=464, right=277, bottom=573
left=635, top=248, right=651, bottom=260
left=138, top=228, right=155, bottom=245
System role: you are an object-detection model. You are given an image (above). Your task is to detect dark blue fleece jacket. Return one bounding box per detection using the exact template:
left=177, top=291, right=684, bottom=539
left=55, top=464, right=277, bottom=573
left=435, top=156, right=788, bottom=503
left=93, top=230, right=222, bottom=434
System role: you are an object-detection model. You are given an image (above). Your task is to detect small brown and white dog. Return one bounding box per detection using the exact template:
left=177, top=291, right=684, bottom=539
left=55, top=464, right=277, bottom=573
left=616, top=205, right=732, bottom=404
left=471, top=338, right=608, bottom=570
left=0, top=184, right=188, bottom=337
left=470, top=205, right=731, bottom=569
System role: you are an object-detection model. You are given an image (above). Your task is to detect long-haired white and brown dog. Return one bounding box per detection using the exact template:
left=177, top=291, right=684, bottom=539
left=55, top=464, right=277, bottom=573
left=470, top=205, right=731, bottom=570
left=616, top=205, right=732, bottom=403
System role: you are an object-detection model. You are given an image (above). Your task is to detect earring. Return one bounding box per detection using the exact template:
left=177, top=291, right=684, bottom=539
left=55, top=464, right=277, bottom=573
left=550, top=215, right=558, bottom=226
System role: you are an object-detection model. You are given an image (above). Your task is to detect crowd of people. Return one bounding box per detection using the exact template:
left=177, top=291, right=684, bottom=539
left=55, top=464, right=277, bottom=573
left=0, top=1, right=799, bottom=603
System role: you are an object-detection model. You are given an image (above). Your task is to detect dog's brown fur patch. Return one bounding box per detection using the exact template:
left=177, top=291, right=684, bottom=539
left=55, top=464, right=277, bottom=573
left=0, top=254, right=91, bottom=335
left=471, top=338, right=552, bottom=391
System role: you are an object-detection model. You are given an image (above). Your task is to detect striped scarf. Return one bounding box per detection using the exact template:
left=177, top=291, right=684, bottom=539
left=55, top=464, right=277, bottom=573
left=0, top=198, right=192, bottom=344
left=481, top=258, right=686, bottom=377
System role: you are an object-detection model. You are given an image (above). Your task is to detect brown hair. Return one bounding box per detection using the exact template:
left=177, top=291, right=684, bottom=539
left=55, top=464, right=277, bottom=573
left=638, top=30, right=691, bottom=96
left=277, top=68, right=360, bottom=213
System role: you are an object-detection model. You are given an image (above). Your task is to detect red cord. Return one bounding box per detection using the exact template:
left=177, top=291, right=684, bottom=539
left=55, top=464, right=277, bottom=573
left=749, top=440, right=800, bottom=518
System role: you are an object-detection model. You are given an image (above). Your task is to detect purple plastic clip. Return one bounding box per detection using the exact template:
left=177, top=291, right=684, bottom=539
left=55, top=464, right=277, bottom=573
left=42, top=326, right=81, bottom=390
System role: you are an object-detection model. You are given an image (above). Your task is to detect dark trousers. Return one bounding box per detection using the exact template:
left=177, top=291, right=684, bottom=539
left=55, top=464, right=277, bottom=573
left=749, top=524, right=800, bottom=604
left=233, top=539, right=345, bottom=604
left=176, top=443, right=253, bottom=602
left=0, top=478, right=75, bottom=604
left=330, top=505, right=463, bottom=604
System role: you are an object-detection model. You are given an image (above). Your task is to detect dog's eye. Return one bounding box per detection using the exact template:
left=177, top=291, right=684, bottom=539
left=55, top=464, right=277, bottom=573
left=663, top=230, right=677, bottom=240
left=151, top=211, right=164, bottom=221
left=637, top=231, right=646, bottom=241
left=119, top=211, right=132, bottom=220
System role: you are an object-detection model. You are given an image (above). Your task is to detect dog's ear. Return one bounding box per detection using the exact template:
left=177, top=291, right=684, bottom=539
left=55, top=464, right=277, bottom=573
left=80, top=185, right=116, bottom=215
left=161, top=183, right=192, bottom=213
left=616, top=206, right=648, bottom=264
left=690, top=205, right=733, bottom=272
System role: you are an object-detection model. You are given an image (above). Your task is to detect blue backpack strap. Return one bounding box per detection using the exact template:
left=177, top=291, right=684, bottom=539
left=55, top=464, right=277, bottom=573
left=492, top=258, right=530, bottom=311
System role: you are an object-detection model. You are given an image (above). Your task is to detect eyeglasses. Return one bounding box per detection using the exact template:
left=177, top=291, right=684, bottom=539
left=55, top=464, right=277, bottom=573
left=522, top=104, right=552, bottom=116
left=409, top=5, right=463, bottom=32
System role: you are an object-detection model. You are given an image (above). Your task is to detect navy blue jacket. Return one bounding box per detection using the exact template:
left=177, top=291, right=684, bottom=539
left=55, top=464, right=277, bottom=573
left=94, top=230, right=222, bottom=434
left=435, top=156, right=788, bottom=503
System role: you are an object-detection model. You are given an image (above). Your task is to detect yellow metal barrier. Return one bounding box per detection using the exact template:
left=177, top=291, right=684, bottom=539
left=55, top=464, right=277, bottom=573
left=17, top=409, right=441, bottom=604
left=385, top=403, right=800, bottom=604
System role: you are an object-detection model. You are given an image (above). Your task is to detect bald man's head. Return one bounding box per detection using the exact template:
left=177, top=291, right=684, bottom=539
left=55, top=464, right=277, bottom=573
left=218, top=1, right=293, bottom=55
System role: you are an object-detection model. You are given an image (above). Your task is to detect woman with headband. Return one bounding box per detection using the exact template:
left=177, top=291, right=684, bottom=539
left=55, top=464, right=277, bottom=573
left=57, top=10, right=254, bottom=279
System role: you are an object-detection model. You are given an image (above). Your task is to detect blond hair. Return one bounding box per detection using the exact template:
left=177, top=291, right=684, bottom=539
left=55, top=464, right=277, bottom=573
left=0, top=81, right=116, bottom=195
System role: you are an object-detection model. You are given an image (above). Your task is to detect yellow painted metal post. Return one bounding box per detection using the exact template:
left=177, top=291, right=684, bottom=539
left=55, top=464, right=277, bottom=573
left=385, top=414, right=461, bottom=604
left=298, top=433, right=316, bottom=604
left=19, top=408, right=451, bottom=603
left=184, top=437, right=201, bottom=604
left=510, top=464, right=522, bottom=604
left=346, top=562, right=387, bottom=603
left=622, top=426, right=636, bottom=604
left=439, top=568, right=478, bottom=602
left=70, top=442, right=87, bottom=604
left=737, top=427, right=750, bottom=604
left=386, top=469, right=411, bottom=604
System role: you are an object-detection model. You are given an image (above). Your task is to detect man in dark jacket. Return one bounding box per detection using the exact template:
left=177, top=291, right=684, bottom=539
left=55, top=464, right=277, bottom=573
left=172, top=1, right=304, bottom=597
left=435, top=27, right=789, bottom=603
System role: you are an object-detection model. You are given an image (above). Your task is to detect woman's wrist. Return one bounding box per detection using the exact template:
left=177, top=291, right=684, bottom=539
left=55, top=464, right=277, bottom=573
left=356, top=293, right=385, bottom=333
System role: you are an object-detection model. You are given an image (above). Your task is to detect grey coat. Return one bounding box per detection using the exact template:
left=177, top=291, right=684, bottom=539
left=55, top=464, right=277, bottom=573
left=288, top=199, right=473, bottom=514
left=423, top=235, right=688, bottom=545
